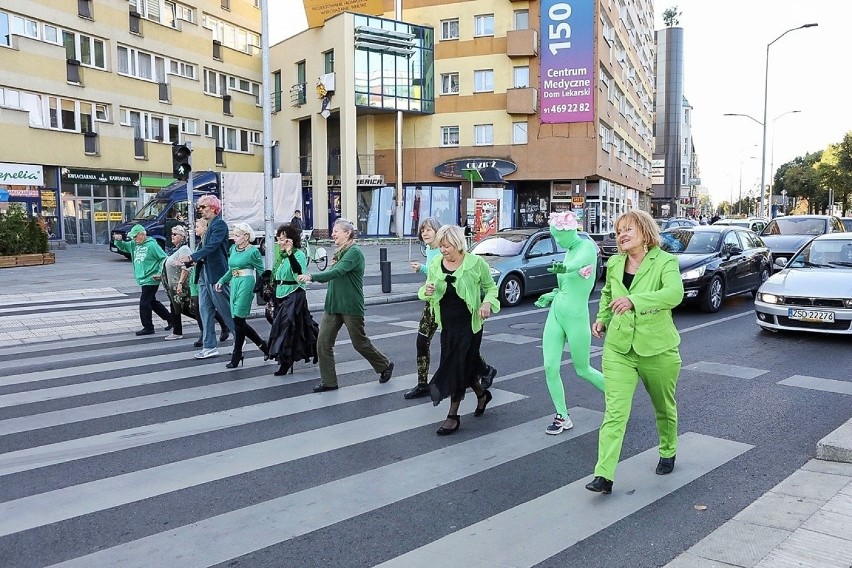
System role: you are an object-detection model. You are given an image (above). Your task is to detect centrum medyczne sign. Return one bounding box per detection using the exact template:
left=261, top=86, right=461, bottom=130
left=434, top=158, right=517, bottom=180
left=61, top=168, right=140, bottom=185
left=0, top=163, right=44, bottom=186
left=540, top=0, right=595, bottom=124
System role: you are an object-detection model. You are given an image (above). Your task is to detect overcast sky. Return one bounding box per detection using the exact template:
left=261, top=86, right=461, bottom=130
left=269, top=0, right=851, bottom=206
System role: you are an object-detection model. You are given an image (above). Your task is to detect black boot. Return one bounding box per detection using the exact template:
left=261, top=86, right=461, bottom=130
left=225, top=351, right=244, bottom=368
left=403, top=384, right=430, bottom=400
left=274, top=359, right=293, bottom=376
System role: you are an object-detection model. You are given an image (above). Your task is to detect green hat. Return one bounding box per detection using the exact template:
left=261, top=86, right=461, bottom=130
left=127, top=224, right=146, bottom=238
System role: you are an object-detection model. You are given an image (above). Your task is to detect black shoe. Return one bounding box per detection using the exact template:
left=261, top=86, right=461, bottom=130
left=225, top=354, right=244, bottom=369
left=164, top=323, right=172, bottom=331
left=219, top=329, right=230, bottom=342
left=473, top=390, right=493, bottom=417
left=436, top=414, right=460, bottom=436
left=480, top=365, right=497, bottom=390
left=379, top=362, right=394, bottom=384
left=403, top=384, right=430, bottom=400
left=585, top=476, right=613, bottom=494
left=274, top=361, right=294, bottom=376
left=312, top=383, right=339, bottom=393
left=135, top=328, right=155, bottom=336
left=193, top=339, right=203, bottom=348
left=656, top=456, right=676, bottom=475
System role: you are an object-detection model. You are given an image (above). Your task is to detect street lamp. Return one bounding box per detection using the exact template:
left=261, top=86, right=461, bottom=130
left=759, top=23, right=818, bottom=217
left=768, top=110, right=801, bottom=218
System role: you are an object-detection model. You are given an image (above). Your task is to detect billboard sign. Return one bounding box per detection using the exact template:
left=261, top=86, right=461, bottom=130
left=540, top=0, right=595, bottom=123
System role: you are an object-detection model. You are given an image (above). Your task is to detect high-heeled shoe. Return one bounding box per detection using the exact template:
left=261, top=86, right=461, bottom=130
left=260, top=341, right=270, bottom=360
left=436, top=414, right=460, bottom=436
left=474, top=390, right=493, bottom=417
left=225, top=354, right=244, bottom=368
left=274, top=360, right=293, bottom=376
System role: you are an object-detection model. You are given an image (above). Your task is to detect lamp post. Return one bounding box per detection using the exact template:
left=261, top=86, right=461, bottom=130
left=758, top=23, right=818, bottom=217
left=767, top=110, right=801, bottom=218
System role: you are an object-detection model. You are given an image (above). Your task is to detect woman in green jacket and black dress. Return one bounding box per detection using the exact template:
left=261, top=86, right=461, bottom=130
left=215, top=222, right=267, bottom=368
left=266, top=223, right=319, bottom=376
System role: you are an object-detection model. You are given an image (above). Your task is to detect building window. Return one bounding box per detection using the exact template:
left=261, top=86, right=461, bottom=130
left=513, top=10, right=529, bottom=30
left=169, top=59, right=196, bottom=79
left=474, top=14, right=494, bottom=37
left=272, top=70, right=282, bottom=112
left=0, top=13, right=9, bottom=47
left=203, top=69, right=228, bottom=96
left=513, top=122, right=527, bottom=144
left=43, top=24, right=59, bottom=44
left=205, top=122, right=257, bottom=153
left=473, top=69, right=494, bottom=93
left=323, top=50, right=334, bottom=73
left=440, top=19, right=459, bottom=40
left=117, top=45, right=166, bottom=81
left=474, top=124, right=493, bottom=146
left=599, top=122, right=612, bottom=151
left=11, top=15, right=39, bottom=39
left=441, top=126, right=459, bottom=147
left=440, top=73, right=459, bottom=95
left=203, top=14, right=259, bottom=55
left=513, top=66, right=529, bottom=88
left=63, top=31, right=106, bottom=70
left=78, top=0, right=93, bottom=19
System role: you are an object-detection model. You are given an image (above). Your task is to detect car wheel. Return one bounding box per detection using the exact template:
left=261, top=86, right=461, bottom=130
left=499, top=275, right=524, bottom=307
left=699, top=275, right=724, bottom=313
left=751, top=265, right=770, bottom=298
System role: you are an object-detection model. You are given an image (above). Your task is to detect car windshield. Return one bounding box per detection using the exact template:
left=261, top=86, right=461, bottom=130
left=842, top=219, right=852, bottom=231
left=470, top=234, right=528, bottom=256
left=660, top=230, right=721, bottom=254
left=790, top=239, right=852, bottom=268
left=132, top=199, right=169, bottom=221
left=762, top=217, right=826, bottom=236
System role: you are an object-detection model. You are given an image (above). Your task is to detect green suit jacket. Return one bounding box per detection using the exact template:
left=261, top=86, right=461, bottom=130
left=595, top=247, right=683, bottom=357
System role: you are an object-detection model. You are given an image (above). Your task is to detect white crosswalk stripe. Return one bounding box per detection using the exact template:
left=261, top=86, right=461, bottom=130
left=0, top=311, right=752, bottom=568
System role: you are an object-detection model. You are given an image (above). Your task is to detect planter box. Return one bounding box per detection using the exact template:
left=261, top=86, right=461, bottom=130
left=0, top=253, right=55, bottom=268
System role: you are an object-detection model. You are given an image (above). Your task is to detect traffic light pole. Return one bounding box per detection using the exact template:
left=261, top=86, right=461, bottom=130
left=260, top=0, right=275, bottom=267
left=186, top=171, right=196, bottom=250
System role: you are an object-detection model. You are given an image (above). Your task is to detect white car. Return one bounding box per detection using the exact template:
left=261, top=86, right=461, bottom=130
left=754, top=233, right=852, bottom=334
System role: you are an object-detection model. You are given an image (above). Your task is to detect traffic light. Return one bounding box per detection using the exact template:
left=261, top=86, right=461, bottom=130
left=172, top=142, right=192, bottom=181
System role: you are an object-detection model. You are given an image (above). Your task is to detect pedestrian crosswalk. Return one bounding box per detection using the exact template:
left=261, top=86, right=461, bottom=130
left=1, top=313, right=757, bottom=568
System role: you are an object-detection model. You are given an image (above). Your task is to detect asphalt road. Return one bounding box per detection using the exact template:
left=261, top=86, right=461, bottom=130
left=1, top=290, right=850, bottom=568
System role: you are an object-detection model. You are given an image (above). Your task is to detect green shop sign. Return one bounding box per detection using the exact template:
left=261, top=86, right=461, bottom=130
left=61, top=168, right=140, bottom=186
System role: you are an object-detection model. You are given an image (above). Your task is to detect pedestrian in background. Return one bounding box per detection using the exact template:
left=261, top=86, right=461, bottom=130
left=112, top=224, right=171, bottom=336
left=180, top=217, right=229, bottom=348
left=297, top=218, right=394, bottom=392
left=290, top=210, right=304, bottom=232
left=163, top=225, right=192, bottom=340
left=267, top=223, right=318, bottom=376
left=178, top=195, right=235, bottom=359
left=215, top=222, right=267, bottom=368
left=419, top=224, right=500, bottom=435
left=586, top=209, right=684, bottom=495
left=405, top=217, right=496, bottom=400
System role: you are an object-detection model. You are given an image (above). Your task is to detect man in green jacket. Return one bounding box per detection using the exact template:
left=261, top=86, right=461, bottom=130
left=113, top=224, right=171, bottom=336
left=298, top=218, right=394, bottom=392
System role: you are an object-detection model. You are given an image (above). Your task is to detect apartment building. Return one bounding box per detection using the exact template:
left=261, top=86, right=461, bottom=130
left=271, top=0, right=654, bottom=237
left=0, top=0, right=263, bottom=245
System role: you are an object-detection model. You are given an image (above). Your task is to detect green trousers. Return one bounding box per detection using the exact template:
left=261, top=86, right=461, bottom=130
left=317, top=312, right=391, bottom=387
left=594, top=345, right=681, bottom=481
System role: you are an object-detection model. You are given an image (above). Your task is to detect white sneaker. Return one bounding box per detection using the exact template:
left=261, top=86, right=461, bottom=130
left=545, top=414, right=574, bottom=435
left=194, top=348, right=219, bottom=359
left=164, top=334, right=183, bottom=341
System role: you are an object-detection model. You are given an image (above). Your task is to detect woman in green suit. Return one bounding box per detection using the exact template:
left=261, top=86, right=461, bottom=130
left=586, top=210, right=684, bottom=494
left=215, top=222, right=267, bottom=368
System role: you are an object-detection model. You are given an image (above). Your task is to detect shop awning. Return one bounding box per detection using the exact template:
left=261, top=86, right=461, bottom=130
left=140, top=176, right=176, bottom=188
left=462, top=166, right=507, bottom=184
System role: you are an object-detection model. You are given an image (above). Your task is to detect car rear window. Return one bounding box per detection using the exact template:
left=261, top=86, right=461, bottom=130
left=763, top=217, right=827, bottom=236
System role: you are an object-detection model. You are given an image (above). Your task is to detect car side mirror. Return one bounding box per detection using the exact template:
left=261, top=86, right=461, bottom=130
left=774, top=257, right=788, bottom=268
left=608, top=232, right=616, bottom=239
left=728, top=246, right=743, bottom=256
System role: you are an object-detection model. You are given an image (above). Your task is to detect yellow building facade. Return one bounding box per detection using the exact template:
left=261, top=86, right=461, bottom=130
left=0, top=0, right=262, bottom=245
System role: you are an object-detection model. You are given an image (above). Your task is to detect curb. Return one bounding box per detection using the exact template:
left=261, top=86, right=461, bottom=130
left=816, top=418, right=852, bottom=463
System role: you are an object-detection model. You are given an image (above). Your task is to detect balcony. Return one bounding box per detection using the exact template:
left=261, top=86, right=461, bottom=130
left=506, top=29, right=538, bottom=57
left=506, top=87, right=538, bottom=115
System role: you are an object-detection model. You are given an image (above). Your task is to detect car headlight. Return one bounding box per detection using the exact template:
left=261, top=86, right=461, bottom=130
left=489, top=267, right=501, bottom=277
left=845, top=299, right=852, bottom=309
left=758, top=293, right=784, bottom=304
left=681, top=265, right=706, bottom=280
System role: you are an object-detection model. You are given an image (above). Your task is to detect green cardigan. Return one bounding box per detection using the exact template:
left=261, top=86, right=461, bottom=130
left=595, top=247, right=684, bottom=357
left=417, top=251, right=500, bottom=333
left=311, top=243, right=366, bottom=316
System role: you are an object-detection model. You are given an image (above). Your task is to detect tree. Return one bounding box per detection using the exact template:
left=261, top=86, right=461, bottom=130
left=662, top=6, right=681, bottom=27
left=775, top=152, right=823, bottom=213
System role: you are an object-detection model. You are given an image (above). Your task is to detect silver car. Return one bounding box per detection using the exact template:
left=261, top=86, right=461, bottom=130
left=754, top=233, right=852, bottom=334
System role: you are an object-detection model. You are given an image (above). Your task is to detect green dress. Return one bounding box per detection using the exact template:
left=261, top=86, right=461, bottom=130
left=217, top=244, right=265, bottom=318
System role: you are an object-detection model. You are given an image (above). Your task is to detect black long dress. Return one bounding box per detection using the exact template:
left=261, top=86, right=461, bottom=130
left=429, top=262, right=484, bottom=405
left=266, top=254, right=319, bottom=369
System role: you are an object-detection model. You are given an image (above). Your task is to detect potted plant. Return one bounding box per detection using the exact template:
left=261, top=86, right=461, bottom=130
left=0, top=204, right=53, bottom=268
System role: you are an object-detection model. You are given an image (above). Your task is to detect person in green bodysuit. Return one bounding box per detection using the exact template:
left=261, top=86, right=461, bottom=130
left=535, top=211, right=605, bottom=434
left=215, top=222, right=267, bottom=368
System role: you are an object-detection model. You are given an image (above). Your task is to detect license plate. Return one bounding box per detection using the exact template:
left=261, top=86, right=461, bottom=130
left=788, top=309, right=835, bottom=323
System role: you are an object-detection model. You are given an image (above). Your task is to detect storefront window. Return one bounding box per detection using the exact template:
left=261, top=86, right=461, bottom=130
left=357, top=186, right=395, bottom=235
left=403, top=185, right=459, bottom=235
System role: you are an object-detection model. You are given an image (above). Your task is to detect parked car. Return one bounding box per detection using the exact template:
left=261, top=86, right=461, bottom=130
left=712, top=217, right=769, bottom=234
left=659, top=226, right=772, bottom=313
left=758, top=215, right=846, bottom=270
left=655, top=218, right=699, bottom=230
left=754, top=233, right=852, bottom=334
left=841, top=217, right=852, bottom=231
left=471, top=228, right=602, bottom=307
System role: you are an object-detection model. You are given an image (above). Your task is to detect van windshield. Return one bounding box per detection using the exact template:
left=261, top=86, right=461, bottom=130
left=132, top=199, right=170, bottom=221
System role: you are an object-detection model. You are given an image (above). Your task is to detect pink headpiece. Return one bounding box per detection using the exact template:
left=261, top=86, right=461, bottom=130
left=548, top=210, right=579, bottom=231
